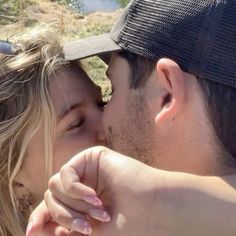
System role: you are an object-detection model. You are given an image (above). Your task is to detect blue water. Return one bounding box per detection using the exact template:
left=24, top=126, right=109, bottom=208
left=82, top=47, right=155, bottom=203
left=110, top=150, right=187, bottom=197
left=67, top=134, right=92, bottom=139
left=69, top=0, right=127, bottom=13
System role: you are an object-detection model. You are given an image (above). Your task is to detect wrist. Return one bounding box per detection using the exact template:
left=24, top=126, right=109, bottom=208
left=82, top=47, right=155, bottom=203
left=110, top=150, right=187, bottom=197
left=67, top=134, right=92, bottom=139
left=154, top=172, right=236, bottom=236
left=138, top=168, right=176, bottom=235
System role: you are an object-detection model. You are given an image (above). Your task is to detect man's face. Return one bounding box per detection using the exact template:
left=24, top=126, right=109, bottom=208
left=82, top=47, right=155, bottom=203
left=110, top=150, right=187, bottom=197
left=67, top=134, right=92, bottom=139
left=103, top=53, right=234, bottom=175
left=103, top=53, right=157, bottom=166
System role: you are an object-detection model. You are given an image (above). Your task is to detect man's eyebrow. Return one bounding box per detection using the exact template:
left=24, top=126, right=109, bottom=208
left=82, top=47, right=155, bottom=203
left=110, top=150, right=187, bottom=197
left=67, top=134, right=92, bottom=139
left=57, top=103, right=82, bottom=121
left=95, top=86, right=102, bottom=96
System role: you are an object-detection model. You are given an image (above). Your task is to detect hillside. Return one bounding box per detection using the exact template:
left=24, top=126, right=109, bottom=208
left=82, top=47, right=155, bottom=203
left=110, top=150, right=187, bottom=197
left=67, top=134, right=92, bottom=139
left=0, top=0, right=123, bottom=98
left=0, top=0, right=122, bottom=40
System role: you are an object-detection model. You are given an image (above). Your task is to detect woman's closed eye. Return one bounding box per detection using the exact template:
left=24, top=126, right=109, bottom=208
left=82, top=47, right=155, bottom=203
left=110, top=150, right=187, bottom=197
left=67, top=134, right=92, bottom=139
left=66, top=116, right=85, bottom=133
left=97, top=100, right=107, bottom=109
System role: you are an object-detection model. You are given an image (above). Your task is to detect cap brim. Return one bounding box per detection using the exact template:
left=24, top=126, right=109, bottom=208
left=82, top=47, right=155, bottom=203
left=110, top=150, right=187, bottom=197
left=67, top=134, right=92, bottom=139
left=64, top=33, right=122, bottom=61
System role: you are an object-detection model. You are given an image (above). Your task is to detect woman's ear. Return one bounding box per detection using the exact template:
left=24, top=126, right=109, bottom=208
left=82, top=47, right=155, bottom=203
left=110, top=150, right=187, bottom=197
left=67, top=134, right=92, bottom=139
left=155, top=58, right=187, bottom=124
left=14, top=181, right=33, bottom=217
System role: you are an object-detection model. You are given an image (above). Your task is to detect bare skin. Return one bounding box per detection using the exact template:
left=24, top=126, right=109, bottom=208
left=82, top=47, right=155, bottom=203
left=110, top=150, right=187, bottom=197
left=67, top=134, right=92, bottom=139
left=27, top=54, right=236, bottom=235
left=15, top=68, right=106, bottom=208
left=27, top=147, right=236, bottom=236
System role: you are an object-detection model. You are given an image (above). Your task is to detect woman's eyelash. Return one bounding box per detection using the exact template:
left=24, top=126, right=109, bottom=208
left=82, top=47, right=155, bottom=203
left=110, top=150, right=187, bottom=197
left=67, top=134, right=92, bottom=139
left=67, top=117, right=85, bottom=131
left=97, top=101, right=107, bottom=107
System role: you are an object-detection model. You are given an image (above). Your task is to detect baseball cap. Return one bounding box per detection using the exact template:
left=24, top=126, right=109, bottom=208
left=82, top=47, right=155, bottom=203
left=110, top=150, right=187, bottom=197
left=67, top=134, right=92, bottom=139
left=64, top=0, right=236, bottom=88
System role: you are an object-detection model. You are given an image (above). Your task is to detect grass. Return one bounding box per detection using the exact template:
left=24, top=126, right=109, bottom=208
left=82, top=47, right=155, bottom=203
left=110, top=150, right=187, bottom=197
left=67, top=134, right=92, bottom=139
left=0, top=0, right=126, bottom=98
left=82, top=57, right=111, bottom=100
left=0, top=0, right=35, bottom=23
left=0, top=1, right=122, bottom=39
left=117, top=0, right=130, bottom=7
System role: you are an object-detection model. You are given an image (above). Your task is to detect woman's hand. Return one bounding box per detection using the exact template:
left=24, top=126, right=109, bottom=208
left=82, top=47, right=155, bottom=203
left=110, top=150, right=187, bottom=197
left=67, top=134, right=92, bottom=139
left=27, top=201, right=84, bottom=236
left=27, top=146, right=236, bottom=236
left=27, top=146, right=164, bottom=236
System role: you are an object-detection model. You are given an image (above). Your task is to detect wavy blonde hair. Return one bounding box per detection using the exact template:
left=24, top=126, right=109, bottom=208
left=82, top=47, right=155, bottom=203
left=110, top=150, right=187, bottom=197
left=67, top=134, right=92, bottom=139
left=0, top=30, right=70, bottom=236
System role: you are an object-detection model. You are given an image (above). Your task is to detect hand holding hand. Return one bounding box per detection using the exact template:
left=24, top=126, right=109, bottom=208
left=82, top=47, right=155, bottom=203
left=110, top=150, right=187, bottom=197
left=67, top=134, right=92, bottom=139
left=27, top=146, right=163, bottom=236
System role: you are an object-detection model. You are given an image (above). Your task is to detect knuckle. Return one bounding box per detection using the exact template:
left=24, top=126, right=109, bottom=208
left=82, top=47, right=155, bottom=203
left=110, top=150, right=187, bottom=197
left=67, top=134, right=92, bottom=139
left=52, top=211, right=64, bottom=223
left=86, top=146, right=109, bottom=156
left=94, top=145, right=108, bottom=153
left=93, top=146, right=110, bottom=159
left=44, top=190, right=51, bottom=203
left=59, top=165, right=68, bottom=178
left=48, top=175, right=58, bottom=191
left=64, top=182, right=77, bottom=196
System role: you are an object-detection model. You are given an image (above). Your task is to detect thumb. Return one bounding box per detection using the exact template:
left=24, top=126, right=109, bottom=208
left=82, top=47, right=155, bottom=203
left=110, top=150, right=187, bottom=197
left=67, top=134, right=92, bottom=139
left=26, top=201, right=52, bottom=236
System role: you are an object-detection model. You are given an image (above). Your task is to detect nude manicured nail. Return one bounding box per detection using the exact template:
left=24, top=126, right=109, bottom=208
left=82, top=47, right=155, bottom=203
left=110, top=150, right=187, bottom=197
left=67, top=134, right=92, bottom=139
left=83, top=195, right=103, bottom=207
left=88, top=208, right=111, bottom=222
left=71, top=219, right=92, bottom=234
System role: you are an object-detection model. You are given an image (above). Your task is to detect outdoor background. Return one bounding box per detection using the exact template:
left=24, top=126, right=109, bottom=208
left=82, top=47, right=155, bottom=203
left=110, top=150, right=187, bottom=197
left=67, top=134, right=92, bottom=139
left=0, top=0, right=130, bottom=98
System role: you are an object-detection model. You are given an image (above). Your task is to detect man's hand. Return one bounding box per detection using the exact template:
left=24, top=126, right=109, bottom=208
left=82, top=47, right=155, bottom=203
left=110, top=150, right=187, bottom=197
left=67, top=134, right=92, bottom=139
left=27, top=146, right=167, bottom=236
left=26, top=146, right=236, bottom=236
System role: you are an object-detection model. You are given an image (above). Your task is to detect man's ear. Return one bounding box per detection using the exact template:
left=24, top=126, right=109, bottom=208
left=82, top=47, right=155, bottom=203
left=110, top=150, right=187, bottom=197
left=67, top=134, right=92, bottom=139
left=155, top=58, right=187, bottom=124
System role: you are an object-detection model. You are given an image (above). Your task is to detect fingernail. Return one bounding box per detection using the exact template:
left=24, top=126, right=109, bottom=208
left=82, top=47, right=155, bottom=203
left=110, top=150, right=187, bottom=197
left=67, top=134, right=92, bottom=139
left=83, top=195, right=103, bottom=207
left=88, top=208, right=111, bottom=222
left=71, top=219, right=92, bottom=234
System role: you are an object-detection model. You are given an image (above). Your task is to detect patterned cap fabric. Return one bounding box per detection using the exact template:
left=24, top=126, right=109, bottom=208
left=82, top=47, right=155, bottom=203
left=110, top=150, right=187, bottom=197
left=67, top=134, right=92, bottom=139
left=112, top=0, right=236, bottom=88
left=64, top=0, right=236, bottom=88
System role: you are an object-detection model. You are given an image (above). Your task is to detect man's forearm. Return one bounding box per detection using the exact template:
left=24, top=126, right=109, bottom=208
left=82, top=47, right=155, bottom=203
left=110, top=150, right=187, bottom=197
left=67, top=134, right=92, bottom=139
left=153, top=172, right=236, bottom=236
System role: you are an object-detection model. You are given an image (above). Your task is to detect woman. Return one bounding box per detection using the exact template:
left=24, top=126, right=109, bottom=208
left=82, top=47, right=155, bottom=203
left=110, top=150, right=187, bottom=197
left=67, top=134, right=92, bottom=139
left=0, top=30, right=106, bottom=236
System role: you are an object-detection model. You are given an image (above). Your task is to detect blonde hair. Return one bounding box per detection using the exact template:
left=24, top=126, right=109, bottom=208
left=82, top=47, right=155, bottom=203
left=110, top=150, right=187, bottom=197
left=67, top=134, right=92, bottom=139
left=0, top=30, right=70, bottom=236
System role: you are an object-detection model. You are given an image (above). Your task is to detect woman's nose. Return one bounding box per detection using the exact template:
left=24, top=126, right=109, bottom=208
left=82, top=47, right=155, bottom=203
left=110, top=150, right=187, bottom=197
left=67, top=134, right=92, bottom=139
left=96, top=128, right=106, bottom=144
left=95, top=119, right=107, bottom=145
left=94, top=110, right=107, bottom=145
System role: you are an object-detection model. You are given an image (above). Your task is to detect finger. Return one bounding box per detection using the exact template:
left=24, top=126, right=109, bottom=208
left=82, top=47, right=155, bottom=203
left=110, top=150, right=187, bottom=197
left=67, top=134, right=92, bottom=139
left=26, top=201, right=52, bottom=236
left=68, top=230, right=86, bottom=236
left=44, top=190, right=93, bottom=234
left=59, top=147, right=105, bottom=203
left=52, top=170, right=102, bottom=207
left=49, top=174, right=102, bottom=213
left=37, top=221, right=70, bottom=236
left=48, top=178, right=111, bottom=223
left=60, top=165, right=97, bottom=199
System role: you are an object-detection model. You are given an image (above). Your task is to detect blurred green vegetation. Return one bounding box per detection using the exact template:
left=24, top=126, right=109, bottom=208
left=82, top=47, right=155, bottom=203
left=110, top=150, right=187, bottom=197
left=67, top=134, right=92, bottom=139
left=55, top=0, right=131, bottom=9
left=117, top=0, right=130, bottom=7
left=0, top=0, right=121, bottom=98
left=82, top=57, right=111, bottom=100
left=53, top=0, right=71, bottom=4
left=0, top=0, right=35, bottom=24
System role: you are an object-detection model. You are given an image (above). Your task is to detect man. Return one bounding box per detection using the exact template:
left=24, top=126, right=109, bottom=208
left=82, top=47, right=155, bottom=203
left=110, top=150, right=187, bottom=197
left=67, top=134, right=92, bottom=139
left=28, top=148, right=236, bottom=236
left=28, top=0, right=236, bottom=235
left=63, top=0, right=236, bottom=175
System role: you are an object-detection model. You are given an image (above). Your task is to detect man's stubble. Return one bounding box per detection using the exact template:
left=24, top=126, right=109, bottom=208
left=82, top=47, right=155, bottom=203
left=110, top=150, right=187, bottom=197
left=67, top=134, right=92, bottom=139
left=106, top=91, right=159, bottom=167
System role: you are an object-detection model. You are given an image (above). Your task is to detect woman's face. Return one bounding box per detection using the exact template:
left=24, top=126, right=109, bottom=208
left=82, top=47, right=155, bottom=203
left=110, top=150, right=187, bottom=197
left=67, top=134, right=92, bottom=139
left=15, top=67, right=106, bottom=207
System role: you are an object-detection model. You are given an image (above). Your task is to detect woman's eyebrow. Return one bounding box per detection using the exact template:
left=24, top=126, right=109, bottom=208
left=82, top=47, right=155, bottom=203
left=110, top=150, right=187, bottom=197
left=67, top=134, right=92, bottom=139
left=57, top=103, right=82, bottom=121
